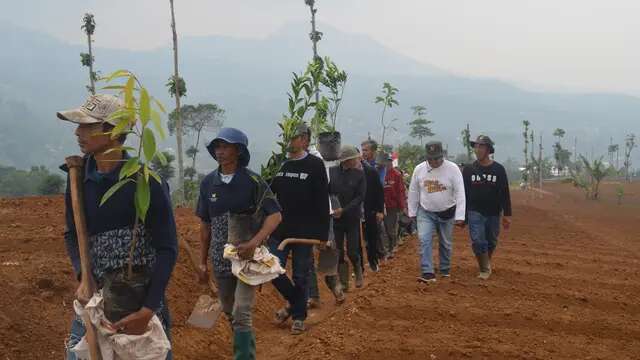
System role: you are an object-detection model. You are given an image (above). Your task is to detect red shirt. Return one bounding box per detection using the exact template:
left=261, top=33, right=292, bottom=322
left=383, top=167, right=407, bottom=210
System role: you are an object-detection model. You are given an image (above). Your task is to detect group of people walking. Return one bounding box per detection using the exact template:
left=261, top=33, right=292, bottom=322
left=59, top=94, right=512, bottom=360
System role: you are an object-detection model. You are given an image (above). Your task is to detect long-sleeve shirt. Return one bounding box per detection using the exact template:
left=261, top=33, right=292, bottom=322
left=62, top=154, right=177, bottom=312
left=384, top=167, right=407, bottom=210
left=462, top=161, right=512, bottom=217
left=329, top=165, right=366, bottom=223
left=271, top=153, right=330, bottom=242
left=362, top=161, right=385, bottom=214
left=408, top=160, right=466, bottom=221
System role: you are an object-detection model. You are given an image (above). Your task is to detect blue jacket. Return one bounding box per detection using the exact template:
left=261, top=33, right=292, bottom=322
left=62, top=154, right=178, bottom=312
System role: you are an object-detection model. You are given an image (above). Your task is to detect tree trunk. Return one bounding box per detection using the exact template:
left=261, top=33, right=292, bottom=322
left=309, top=3, right=320, bottom=105
left=192, top=128, right=202, bottom=171
left=170, top=0, right=185, bottom=202
left=87, top=33, right=95, bottom=95
left=539, top=135, right=543, bottom=191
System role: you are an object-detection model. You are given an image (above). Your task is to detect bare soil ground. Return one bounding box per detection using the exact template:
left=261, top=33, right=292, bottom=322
left=1, top=181, right=639, bottom=359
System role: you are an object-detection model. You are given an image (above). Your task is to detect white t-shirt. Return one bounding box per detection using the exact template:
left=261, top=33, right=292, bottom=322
left=408, top=159, right=466, bottom=221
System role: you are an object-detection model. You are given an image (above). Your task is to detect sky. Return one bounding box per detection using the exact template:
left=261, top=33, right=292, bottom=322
left=3, top=0, right=640, bottom=96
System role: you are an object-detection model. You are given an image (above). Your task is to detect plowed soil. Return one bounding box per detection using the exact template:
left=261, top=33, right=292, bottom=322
left=1, top=181, right=639, bottom=359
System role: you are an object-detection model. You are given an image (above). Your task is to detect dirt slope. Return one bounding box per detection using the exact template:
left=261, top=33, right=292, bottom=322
left=1, top=182, right=639, bottom=359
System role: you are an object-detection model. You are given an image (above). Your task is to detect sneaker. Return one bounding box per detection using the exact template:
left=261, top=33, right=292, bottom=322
left=477, top=271, right=491, bottom=280
left=417, top=273, right=437, bottom=283
left=307, top=297, right=321, bottom=309
left=370, top=262, right=380, bottom=273
left=291, top=320, right=305, bottom=335
left=274, top=307, right=291, bottom=324
left=440, top=272, right=450, bottom=278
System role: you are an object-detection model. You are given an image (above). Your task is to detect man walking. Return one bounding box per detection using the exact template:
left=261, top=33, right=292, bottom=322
left=383, top=154, right=407, bottom=258
left=330, top=146, right=367, bottom=290
left=197, top=127, right=282, bottom=359
left=269, top=124, right=330, bottom=335
left=58, top=94, right=178, bottom=359
left=463, top=135, right=512, bottom=280
left=408, top=141, right=466, bottom=283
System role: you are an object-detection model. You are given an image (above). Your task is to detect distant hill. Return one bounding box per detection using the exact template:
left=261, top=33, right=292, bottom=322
left=1, top=21, right=638, bottom=173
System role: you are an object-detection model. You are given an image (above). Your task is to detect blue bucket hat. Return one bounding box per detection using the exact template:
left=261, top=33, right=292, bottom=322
left=206, top=127, right=250, bottom=167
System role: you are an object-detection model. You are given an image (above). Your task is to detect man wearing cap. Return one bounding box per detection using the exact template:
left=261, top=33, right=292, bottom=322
left=382, top=153, right=407, bottom=258
left=330, top=145, right=367, bottom=289
left=361, top=154, right=385, bottom=272
left=463, top=135, right=512, bottom=280
left=269, top=123, right=330, bottom=335
left=196, top=127, right=282, bottom=358
left=58, top=94, right=178, bottom=359
left=408, top=141, right=466, bottom=283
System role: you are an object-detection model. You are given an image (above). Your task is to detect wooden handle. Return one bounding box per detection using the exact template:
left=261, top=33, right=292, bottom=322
left=65, top=155, right=101, bottom=360
left=277, top=238, right=323, bottom=251
left=179, top=238, right=218, bottom=295
left=65, top=156, right=94, bottom=291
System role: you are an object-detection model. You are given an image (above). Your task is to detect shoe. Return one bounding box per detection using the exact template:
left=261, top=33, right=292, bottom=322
left=417, top=273, right=437, bottom=283
left=307, top=297, right=321, bottom=309
left=354, top=264, right=364, bottom=288
left=233, top=330, right=256, bottom=360
left=440, top=272, right=450, bottom=278
left=370, top=262, right=379, bottom=273
left=291, top=320, right=305, bottom=335
left=274, top=306, right=291, bottom=324
left=476, top=252, right=492, bottom=280
left=334, top=287, right=346, bottom=305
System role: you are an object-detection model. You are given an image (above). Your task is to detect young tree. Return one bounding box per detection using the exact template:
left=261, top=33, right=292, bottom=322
left=460, top=123, right=472, bottom=163
left=408, top=105, right=434, bottom=145
left=168, top=103, right=225, bottom=171
left=80, top=13, right=97, bottom=94
left=321, top=57, right=348, bottom=129
left=397, top=142, right=423, bottom=175
left=375, top=82, right=399, bottom=147
left=150, top=151, right=176, bottom=182
left=304, top=0, right=323, bottom=104
left=623, top=133, right=637, bottom=182
left=168, top=0, right=186, bottom=202
left=522, top=120, right=530, bottom=184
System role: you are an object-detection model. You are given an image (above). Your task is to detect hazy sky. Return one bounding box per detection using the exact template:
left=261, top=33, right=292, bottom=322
left=4, top=0, right=639, bottom=96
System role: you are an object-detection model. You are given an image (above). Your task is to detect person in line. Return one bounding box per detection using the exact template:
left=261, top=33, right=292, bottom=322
left=382, top=153, right=407, bottom=258
left=197, top=127, right=282, bottom=359
left=408, top=141, right=466, bottom=283
left=462, top=135, right=512, bottom=280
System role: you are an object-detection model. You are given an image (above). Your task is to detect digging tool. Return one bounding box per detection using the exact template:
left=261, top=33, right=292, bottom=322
left=66, top=155, right=101, bottom=360
left=179, top=238, right=223, bottom=329
left=277, top=238, right=323, bottom=251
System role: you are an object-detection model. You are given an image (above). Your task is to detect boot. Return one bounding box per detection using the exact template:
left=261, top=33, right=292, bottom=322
left=476, top=252, right=492, bottom=280
left=325, top=275, right=346, bottom=304
left=354, top=263, right=364, bottom=288
left=338, top=262, right=350, bottom=292
left=233, top=330, right=256, bottom=360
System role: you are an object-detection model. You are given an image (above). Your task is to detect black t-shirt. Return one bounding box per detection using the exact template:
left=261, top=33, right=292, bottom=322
left=462, top=161, right=512, bottom=217
left=271, top=153, right=330, bottom=242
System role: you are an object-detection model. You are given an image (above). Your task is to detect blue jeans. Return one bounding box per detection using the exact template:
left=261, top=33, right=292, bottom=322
left=416, top=207, right=454, bottom=275
left=65, top=305, right=173, bottom=360
left=270, top=239, right=313, bottom=321
left=467, top=210, right=501, bottom=256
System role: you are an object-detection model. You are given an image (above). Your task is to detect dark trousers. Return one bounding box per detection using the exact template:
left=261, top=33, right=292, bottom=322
left=270, top=240, right=313, bottom=321
left=363, top=212, right=380, bottom=268
left=334, top=218, right=361, bottom=269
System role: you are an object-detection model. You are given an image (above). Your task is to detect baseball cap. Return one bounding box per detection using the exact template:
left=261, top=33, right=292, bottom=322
left=425, top=141, right=444, bottom=160
left=57, top=94, right=124, bottom=126
left=470, top=135, right=495, bottom=154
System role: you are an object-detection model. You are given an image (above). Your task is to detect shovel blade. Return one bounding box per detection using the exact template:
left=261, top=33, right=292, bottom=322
left=187, top=294, right=222, bottom=329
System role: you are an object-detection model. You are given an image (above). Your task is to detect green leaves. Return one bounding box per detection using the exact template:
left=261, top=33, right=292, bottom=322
left=142, top=128, right=156, bottom=162
left=135, top=173, right=151, bottom=222
left=119, top=157, right=141, bottom=180
left=139, top=88, right=150, bottom=126
left=100, top=178, right=133, bottom=206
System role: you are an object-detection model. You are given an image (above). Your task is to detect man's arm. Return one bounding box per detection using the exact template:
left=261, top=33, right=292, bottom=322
left=407, top=165, right=420, bottom=217
left=312, top=159, right=331, bottom=241
left=452, top=164, right=466, bottom=222
left=342, top=171, right=366, bottom=214
left=63, top=176, right=81, bottom=280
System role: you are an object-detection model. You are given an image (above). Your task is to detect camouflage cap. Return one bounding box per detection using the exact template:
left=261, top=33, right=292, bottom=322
left=425, top=141, right=444, bottom=160
left=292, top=122, right=311, bottom=138
left=57, top=94, right=124, bottom=127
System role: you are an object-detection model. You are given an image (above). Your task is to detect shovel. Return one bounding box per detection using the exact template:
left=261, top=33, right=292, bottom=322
left=179, top=238, right=223, bottom=329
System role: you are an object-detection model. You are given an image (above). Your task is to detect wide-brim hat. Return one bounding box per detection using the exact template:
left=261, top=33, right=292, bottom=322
left=206, top=127, right=251, bottom=167
left=57, top=94, right=125, bottom=127
left=470, top=135, right=495, bottom=154
left=338, top=145, right=360, bottom=163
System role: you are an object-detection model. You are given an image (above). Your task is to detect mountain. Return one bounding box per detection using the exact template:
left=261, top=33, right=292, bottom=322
left=0, top=21, right=638, bottom=172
